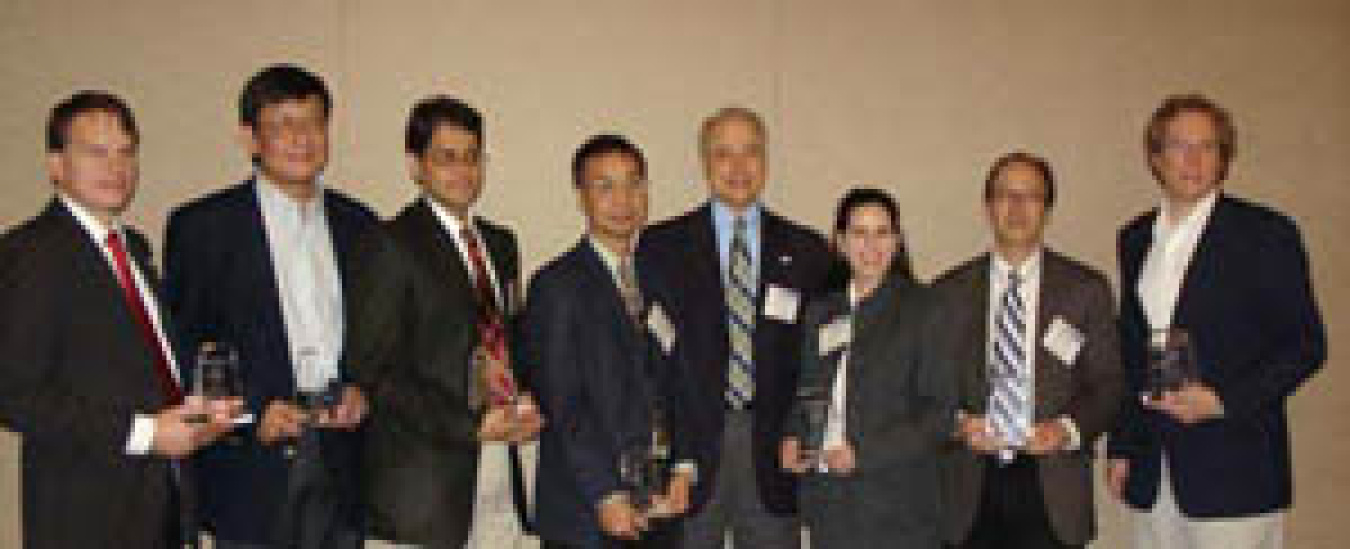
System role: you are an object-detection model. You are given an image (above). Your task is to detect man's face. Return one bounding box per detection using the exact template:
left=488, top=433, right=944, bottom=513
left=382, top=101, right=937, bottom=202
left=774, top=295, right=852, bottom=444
left=702, top=116, right=766, bottom=210
left=578, top=152, right=648, bottom=245
left=412, top=123, right=484, bottom=215
left=1151, top=110, right=1224, bottom=205
left=244, top=95, right=329, bottom=186
left=48, top=110, right=139, bottom=221
left=986, top=163, right=1050, bottom=253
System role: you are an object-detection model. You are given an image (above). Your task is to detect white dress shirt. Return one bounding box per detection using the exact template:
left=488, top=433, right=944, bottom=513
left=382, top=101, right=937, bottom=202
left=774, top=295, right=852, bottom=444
left=255, top=176, right=344, bottom=392
left=59, top=194, right=182, bottom=456
left=1136, top=191, right=1220, bottom=332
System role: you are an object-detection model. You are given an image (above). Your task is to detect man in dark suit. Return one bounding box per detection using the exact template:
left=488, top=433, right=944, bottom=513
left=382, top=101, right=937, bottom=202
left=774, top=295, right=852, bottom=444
left=164, top=65, right=378, bottom=549
left=345, top=95, right=544, bottom=548
left=1106, top=94, right=1324, bottom=549
left=0, top=91, right=241, bottom=548
left=637, top=107, right=833, bottom=548
left=525, top=135, right=697, bottom=549
left=935, top=152, right=1122, bottom=549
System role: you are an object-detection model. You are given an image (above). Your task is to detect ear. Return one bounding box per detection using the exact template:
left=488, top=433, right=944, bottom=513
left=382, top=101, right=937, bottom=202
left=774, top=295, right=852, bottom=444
left=406, top=152, right=422, bottom=181
left=237, top=124, right=259, bottom=157
left=45, top=152, right=64, bottom=185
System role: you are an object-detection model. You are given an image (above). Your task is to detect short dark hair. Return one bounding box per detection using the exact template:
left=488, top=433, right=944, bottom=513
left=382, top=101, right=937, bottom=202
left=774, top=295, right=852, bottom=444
left=983, top=151, right=1057, bottom=208
left=46, top=91, right=139, bottom=152
left=405, top=95, right=483, bottom=156
left=571, top=134, right=647, bottom=188
left=831, top=186, right=914, bottom=284
left=1145, top=93, right=1237, bottom=182
left=238, top=64, right=331, bottom=128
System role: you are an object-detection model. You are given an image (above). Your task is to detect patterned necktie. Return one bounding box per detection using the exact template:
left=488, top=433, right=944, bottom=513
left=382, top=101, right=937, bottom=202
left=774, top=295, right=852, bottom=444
left=106, top=231, right=183, bottom=404
left=461, top=226, right=515, bottom=402
left=725, top=216, right=756, bottom=408
left=618, top=255, right=642, bottom=321
left=990, top=271, right=1030, bottom=452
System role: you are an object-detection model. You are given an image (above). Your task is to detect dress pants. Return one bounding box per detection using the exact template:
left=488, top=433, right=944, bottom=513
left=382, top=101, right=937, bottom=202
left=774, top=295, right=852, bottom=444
left=679, top=410, right=801, bottom=549
left=951, top=455, right=1076, bottom=549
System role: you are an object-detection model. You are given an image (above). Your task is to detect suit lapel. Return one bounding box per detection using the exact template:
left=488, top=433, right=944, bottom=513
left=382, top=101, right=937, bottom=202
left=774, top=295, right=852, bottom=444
left=1170, top=195, right=1229, bottom=332
left=962, top=255, right=992, bottom=411
left=1033, top=251, right=1069, bottom=419
left=241, top=180, right=299, bottom=388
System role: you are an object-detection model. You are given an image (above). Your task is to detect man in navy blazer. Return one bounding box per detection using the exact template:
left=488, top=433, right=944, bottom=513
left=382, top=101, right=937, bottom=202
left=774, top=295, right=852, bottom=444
left=524, top=135, right=697, bottom=549
left=638, top=107, right=833, bottom=549
left=1106, top=94, right=1325, bottom=549
left=164, top=65, right=377, bottom=548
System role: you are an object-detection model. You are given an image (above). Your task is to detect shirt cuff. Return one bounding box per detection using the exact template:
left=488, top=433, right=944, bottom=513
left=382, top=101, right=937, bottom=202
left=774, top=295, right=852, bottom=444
left=673, top=460, right=698, bottom=485
left=598, top=491, right=630, bottom=509
left=125, top=414, right=156, bottom=456
left=1058, top=416, right=1081, bottom=452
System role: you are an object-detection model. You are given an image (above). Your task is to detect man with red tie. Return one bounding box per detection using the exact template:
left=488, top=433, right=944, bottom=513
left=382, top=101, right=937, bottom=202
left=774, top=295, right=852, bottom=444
left=0, top=91, right=241, bottom=548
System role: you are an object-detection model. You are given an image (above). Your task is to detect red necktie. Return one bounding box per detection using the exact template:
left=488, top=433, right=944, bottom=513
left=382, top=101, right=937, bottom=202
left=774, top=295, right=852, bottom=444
left=106, top=231, right=183, bottom=405
left=461, top=226, right=516, bottom=402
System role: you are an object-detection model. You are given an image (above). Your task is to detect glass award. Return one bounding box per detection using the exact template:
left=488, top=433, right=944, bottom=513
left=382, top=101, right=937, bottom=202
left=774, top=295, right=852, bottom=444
left=619, top=404, right=673, bottom=521
left=187, top=341, right=243, bottom=424
left=293, top=346, right=341, bottom=415
left=795, top=382, right=832, bottom=472
left=1145, top=328, right=1199, bottom=400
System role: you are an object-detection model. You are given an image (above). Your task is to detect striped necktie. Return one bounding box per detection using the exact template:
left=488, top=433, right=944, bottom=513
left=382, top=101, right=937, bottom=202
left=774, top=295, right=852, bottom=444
left=989, top=271, right=1030, bottom=453
left=725, top=216, right=755, bottom=408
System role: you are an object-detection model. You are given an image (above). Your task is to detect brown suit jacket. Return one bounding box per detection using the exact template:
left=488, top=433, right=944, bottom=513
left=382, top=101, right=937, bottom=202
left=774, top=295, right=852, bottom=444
left=934, top=249, right=1122, bottom=546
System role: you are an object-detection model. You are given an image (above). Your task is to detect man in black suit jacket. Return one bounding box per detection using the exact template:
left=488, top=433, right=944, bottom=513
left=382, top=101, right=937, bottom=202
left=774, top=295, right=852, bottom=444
left=637, top=107, right=833, bottom=549
left=163, top=65, right=377, bottom=548
left=1106, top=94, right=1324, bottom=549
left=345, top=95, right=543, bottom=547
left=935, top=153, right=1122, bottom=549
left=525, top=135, right=697, bottom=549
left=0, top=92, right=240, bottom=548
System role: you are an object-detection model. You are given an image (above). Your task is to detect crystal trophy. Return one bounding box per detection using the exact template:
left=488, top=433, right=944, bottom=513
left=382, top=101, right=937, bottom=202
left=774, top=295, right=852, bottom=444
left=1145, top=328, right=1199, bottom=400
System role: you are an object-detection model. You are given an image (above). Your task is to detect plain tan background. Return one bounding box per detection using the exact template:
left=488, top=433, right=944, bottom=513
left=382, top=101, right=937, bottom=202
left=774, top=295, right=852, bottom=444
left=1, top=0, right=1345, bottom=547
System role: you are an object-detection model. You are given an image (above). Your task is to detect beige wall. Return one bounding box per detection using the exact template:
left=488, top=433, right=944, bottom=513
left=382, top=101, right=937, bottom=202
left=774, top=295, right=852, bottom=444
left=1, top=0, right=1346, bottom=546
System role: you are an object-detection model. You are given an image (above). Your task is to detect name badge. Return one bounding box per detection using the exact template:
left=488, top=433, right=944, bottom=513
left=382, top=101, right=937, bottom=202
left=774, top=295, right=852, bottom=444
left=1042, top=316, right=1085, bottom=366
left=818, top=317, right=852, bottom=356
left=647, top=303, right=677, bottom=354
left=763, top=285, right=801, bottom=323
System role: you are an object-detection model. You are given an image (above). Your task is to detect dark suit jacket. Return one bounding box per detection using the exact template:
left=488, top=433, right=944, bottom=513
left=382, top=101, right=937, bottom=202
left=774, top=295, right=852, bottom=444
left=0, top=200, right=189, bottom=548
left=787, top=275, right=954, bottom=549
left=163, top=180, right=378, bottom=544
left=343, top=199, right=522, bottom=546
left=637, top=203, right=833, bottom=515
left=523, top=239, right=693, bottom=548
left=933, top=249, right=1122, bottom=546
left=1107, top=194, right=1325, bottom=518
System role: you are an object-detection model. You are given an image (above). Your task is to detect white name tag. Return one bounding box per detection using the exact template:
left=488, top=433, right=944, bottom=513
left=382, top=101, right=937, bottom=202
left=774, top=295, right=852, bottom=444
left=1042, top=316, right=1085, bottom=366
left=818, top=317, right=851, bottom=356
left=647, top=303, right=677, bottom=354
left=763, top=285, right=801, bottom=323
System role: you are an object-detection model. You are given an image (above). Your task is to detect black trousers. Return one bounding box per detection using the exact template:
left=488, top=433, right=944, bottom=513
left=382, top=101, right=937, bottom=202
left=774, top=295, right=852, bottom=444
left=951, top=455, right=1079, bottom=549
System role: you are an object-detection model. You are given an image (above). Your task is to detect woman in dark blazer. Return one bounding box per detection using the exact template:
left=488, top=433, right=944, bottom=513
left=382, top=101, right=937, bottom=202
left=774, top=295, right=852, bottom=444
left=780, top=187, right=956, bottom=548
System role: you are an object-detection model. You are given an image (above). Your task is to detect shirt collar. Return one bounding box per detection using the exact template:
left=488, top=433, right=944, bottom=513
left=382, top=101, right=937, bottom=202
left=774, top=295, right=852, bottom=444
left=255, top=171, right=326, bottom=218
left=587, top=234, right=636, bottom=281
left=991, top=247, right=1043, bottom=285
left=711, top=199, right=762, bottom=232
left=1156, top=189, right=1220, bottom=238
left=424, top=194, right=475, bottom=238
left=58, top=193, right=119, bottom=245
